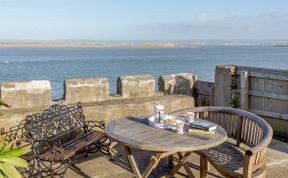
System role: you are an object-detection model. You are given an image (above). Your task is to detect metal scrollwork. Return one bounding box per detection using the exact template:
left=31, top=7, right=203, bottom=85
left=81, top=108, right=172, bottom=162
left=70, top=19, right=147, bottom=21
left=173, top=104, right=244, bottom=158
left=23, top=102, right=112, bottom=177
left=0, top=120, right=29, bottom=147
left=25, top=102, right=86, bottom=143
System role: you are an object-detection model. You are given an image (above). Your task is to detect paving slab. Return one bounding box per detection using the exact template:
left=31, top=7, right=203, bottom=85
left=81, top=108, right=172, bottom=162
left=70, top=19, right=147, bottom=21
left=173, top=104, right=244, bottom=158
left=65, top=139, right=288, bottom=178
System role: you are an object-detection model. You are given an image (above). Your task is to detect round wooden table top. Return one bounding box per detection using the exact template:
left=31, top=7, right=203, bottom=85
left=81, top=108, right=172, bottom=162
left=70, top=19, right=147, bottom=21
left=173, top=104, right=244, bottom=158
left=105, top=116, right=227, bottom=152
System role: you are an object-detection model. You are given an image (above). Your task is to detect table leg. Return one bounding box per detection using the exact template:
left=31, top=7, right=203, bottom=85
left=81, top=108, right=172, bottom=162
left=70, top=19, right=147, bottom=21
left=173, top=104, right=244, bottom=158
left=123, top=146, right=142, bottom=178
left=168, top=154, right=174, bottom=168
left=141, top=153, right=162, bottom=178
left=177, top=152, right=195, bottom=178
left=169, top=152, right=195, bottom=178
left=123, top=146, right=176, bottom=178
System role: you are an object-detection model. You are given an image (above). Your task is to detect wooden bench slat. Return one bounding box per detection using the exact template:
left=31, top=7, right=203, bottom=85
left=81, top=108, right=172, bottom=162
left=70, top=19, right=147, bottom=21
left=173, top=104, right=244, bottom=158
left=63, top=130, right=104, bottom=150
left=63, top=131, right=105, bottom=156
left=40, top=130, right=105, bottom=161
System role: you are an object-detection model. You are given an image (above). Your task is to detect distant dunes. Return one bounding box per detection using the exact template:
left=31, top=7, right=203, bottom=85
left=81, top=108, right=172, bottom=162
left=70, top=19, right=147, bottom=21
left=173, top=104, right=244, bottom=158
left=0, top=41, right=183, bottom=48
left=0, top=41, right=134, bottom=48
left=0, top=40, right=288, bottom=48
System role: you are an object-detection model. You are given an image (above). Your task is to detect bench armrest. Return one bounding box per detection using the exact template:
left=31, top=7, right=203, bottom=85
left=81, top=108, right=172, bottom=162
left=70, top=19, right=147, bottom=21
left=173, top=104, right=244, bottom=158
left=85, top=120, right=105, bottom=132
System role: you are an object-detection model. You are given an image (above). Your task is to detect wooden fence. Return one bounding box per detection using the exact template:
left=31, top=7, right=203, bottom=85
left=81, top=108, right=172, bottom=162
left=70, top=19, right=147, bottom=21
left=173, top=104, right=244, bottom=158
left=236, top=66, right=288, bottom=138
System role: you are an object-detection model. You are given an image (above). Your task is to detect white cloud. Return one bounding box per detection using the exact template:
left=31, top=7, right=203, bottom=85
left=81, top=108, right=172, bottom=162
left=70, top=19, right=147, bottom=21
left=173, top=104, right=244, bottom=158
left=196, top=13, right=219, bottom=22
left=138, top=11, right=288, bottom=39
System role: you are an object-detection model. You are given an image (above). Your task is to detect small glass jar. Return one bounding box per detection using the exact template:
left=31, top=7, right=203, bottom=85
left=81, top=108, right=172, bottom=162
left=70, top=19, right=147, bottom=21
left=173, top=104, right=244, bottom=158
left=154, top=102, right=165, bottom=123
left=176, top=120, right=185, bottom=134
left=185, top=112, right=195, bottom=123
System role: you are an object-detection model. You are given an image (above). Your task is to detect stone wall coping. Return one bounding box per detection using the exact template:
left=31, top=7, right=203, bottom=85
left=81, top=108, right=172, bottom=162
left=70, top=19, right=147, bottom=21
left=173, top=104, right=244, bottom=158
left=1, top=80, right=51, bottom=93
left=118, top=74, right=155, bottom=80
left=65, top=77, right=108, bottom=87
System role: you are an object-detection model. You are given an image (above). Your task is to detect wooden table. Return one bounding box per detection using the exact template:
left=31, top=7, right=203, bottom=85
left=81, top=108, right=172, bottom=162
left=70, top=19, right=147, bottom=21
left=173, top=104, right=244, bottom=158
left=105, top=116, right=227, bottom=178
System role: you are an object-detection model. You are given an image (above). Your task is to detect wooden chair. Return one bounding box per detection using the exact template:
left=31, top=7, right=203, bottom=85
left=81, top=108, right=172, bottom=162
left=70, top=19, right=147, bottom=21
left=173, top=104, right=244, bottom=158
left=170, top=106, right=273, bottom=178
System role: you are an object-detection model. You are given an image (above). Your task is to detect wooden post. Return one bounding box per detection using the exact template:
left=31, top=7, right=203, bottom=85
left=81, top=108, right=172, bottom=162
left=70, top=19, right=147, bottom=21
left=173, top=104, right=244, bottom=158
left=241, top=71, right=249, bottom=110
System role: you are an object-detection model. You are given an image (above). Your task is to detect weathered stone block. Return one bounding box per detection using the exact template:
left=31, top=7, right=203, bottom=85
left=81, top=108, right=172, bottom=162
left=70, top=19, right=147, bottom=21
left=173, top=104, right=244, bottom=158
left=0, top=80, right=51, bottom=108
left=214, top=65, right=236, bottom=106
left=117, top=74, right=155, bottom=98
left=64, top=77, right=109, bottom=103
left=158, top=73, right=197, bottom=96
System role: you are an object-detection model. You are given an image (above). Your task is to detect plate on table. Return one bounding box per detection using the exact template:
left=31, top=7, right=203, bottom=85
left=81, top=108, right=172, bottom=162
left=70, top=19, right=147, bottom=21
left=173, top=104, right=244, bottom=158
left=148, top=115, right=185, bottom=130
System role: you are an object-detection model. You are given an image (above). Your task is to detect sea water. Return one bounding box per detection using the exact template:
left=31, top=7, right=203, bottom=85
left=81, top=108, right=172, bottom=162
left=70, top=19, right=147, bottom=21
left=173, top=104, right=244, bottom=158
left=0, top=46, right=288, bottom=100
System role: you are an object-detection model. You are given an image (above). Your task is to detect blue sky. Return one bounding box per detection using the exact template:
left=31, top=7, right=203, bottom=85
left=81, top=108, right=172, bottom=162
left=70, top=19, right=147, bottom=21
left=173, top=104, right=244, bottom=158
left=0, top=0, right=288, bottom=40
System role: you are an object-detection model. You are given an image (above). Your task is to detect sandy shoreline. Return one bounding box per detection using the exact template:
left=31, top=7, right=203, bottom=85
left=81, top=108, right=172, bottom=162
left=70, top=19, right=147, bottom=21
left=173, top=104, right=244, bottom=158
left=0, top=41, right=185, bottom=48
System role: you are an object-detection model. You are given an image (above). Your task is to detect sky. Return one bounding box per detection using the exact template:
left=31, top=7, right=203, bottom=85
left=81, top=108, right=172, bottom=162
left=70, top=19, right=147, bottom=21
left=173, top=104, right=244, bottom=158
left=0, top=0, right=288, bottom=40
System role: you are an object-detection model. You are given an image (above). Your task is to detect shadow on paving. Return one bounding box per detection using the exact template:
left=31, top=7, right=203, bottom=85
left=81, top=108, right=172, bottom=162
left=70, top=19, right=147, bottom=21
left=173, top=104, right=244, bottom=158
left=66, top=140, right=288, bottom=178
left=268, top=139, right=288, bottom=154
left=67, top=147, right=171, bottom=178
left=65, top=145, right=224, bottom=178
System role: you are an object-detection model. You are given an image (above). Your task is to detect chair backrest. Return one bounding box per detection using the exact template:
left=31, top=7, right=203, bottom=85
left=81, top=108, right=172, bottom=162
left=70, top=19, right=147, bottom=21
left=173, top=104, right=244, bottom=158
left=24, top=102, right=86, bottom=143
left=170, top=106, right=273, bottom=171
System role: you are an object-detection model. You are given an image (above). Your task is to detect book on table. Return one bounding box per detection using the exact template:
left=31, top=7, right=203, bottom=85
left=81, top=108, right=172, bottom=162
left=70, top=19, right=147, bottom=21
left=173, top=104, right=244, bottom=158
left=189, top=119, right=217, bottom=131
left=188, top=128, right=215, bottom=134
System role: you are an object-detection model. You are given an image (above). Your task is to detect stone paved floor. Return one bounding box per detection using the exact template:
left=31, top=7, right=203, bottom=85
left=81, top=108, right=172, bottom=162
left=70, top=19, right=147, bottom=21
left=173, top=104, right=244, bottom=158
left=65, top=139, right=288, bottom=178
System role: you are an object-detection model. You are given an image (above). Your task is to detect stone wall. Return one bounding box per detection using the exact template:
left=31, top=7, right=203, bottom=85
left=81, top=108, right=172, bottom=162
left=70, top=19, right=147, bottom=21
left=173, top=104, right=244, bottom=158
left=0, top=80, right=51, bottom=108
left=158, top=73, right=197, bottom=96
left=0, top=72, right=197, bottom=109
left=0, top=95, right=195, bottom=131
left=0, top=72, right=197, bottom=131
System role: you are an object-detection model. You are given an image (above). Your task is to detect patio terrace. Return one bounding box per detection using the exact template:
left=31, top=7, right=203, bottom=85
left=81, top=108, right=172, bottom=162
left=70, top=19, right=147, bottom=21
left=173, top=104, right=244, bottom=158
left=1, top=65, right=288, bottom=178
left=65, top=139, right=288, bottom=178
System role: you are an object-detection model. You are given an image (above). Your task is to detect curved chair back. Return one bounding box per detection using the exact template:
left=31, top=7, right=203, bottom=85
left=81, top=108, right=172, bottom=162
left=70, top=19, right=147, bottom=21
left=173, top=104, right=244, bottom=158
left=170, top=106, right=273, bottom=173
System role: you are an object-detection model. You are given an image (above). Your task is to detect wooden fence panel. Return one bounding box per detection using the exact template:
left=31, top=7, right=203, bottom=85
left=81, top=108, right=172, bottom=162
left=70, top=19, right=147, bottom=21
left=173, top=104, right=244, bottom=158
left=235, top=66, right=288, bottom=137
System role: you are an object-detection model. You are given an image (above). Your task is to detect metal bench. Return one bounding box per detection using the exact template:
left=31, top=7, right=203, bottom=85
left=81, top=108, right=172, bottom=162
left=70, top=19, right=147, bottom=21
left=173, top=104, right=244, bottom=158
left=24, top=102, right=112, bottom=177
left=170, top=106, right=273, bottom=178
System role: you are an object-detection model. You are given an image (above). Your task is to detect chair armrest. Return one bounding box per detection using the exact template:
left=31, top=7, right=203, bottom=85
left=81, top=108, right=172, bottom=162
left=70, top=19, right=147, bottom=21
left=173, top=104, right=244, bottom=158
left=85, top=120, right=105, bottom=132
left=245, top=133, right=273, bottom=156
